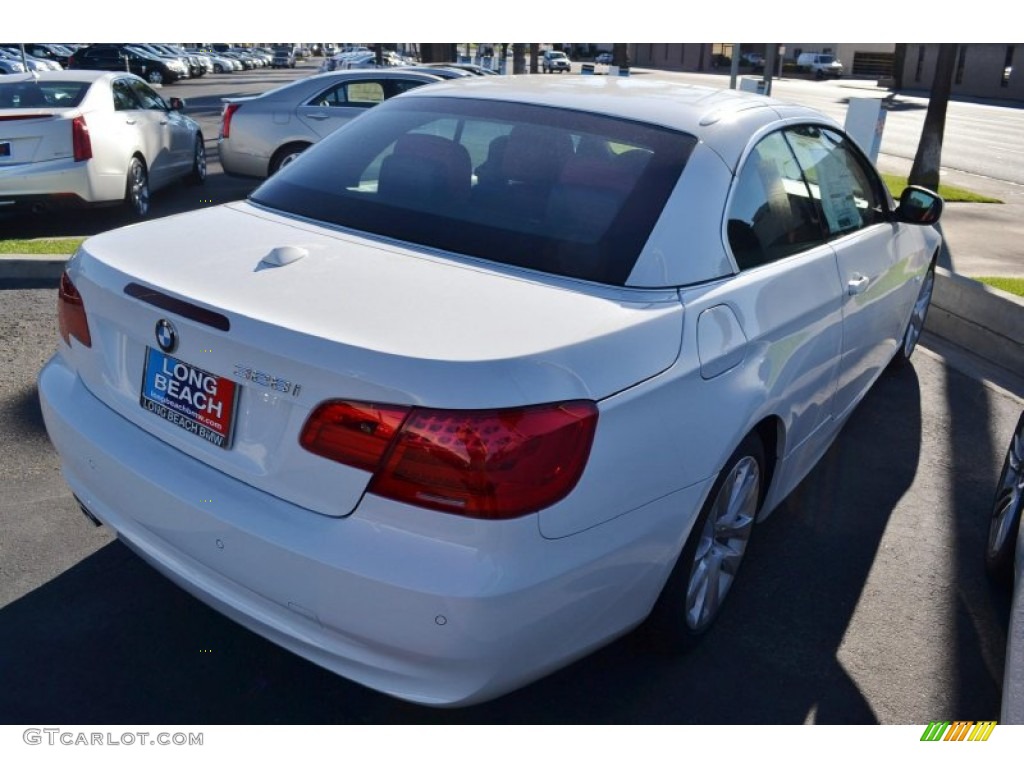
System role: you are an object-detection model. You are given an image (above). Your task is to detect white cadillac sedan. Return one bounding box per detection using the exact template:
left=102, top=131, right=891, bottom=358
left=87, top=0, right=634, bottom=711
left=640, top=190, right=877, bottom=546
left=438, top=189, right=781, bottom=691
left=0, top=70, right=204, bottom=217
left=39, top=76, right=943, bottom=707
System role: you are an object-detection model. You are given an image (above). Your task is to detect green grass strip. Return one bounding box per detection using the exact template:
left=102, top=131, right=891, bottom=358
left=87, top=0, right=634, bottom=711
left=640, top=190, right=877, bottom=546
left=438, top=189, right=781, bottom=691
left=0, top=237, right=86, bottom=255
left=976, top=276, right=1024, bottom=298
left=881, top=174, right=1002, bottom=204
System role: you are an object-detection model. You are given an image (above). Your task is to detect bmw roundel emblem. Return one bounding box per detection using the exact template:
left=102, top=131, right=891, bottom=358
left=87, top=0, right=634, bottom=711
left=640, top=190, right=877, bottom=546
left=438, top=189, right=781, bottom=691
left=155, top=319, right=178, bottom=353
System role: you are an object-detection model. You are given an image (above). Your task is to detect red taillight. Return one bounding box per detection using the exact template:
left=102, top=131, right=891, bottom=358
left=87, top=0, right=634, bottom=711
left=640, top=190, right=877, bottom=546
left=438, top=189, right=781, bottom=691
left=299, top=401, right=410, bottom=472
left=71, top=115, right=92, bottom=162
left=220, top=103, right=241, bottom=139
left=300, top=400, right=598, bottom=519
left=57, top=270, right=91, bottom=348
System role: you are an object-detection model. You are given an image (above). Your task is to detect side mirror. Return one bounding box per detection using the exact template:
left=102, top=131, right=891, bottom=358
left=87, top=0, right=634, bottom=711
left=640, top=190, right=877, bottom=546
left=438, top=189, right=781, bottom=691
left=896, top=185, right=943, bottom=225
left=168, top=96, right=186, bottom=112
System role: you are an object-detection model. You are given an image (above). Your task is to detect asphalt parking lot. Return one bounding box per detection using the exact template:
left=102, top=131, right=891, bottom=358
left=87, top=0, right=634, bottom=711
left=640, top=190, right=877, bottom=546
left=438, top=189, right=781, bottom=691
left=1, top=301, right=1020, bottom=723
left=2, top=60, right=1023, bottom=724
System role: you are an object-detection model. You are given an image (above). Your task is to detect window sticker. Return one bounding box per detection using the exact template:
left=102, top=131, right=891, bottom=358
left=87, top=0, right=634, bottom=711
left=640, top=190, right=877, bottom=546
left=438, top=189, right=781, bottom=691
left=816, top=151, right=861, bottom=234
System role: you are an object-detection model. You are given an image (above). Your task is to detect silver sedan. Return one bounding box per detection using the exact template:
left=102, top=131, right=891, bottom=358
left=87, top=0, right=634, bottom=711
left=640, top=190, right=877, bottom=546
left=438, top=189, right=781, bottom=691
left=218, top=70, right=443, bottom=178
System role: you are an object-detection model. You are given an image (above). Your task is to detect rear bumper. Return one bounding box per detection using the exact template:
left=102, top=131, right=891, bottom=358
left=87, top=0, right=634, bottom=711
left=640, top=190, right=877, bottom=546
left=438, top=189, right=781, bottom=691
left=217, top=138, right=269, bottom=178
left=0, top=157, right=119, bottom=207
left=0, top=191, right=90, bottom=213
left=39, top=352, right=701, bottom=706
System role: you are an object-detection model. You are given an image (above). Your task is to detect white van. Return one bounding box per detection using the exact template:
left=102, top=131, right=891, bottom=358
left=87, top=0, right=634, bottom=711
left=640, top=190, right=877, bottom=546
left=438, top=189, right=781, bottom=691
left=797, top=52, right=844, bottom=79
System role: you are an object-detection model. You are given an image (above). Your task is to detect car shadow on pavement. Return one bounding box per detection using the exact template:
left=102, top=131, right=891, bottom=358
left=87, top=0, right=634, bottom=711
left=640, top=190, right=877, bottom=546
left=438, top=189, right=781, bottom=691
left=2, top=384, right=49, bottom=440
left=0, top=163, right=259, bottom=241
left=1, top=206, right=131, bottom=240
left=835, top=96, right=927, bottom=112
left=0, top=355, right=1010, bottom=724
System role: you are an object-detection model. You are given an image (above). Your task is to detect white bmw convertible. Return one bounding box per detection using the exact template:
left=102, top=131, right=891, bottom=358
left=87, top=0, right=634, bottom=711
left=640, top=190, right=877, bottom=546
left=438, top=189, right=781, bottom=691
left=39, top=75, right=943, bottom=706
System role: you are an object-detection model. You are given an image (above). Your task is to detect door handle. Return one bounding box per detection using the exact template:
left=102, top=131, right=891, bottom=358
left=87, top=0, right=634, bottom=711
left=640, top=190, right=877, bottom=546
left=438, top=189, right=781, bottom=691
left=847, top=275, right=870, bottom=295
left=125, top=118, right=137, bottom=125
left=304, top=112, right=330, bottom=120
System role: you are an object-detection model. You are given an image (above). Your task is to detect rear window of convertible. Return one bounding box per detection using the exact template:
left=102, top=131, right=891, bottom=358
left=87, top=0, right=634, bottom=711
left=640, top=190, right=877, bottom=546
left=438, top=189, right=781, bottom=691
left=250, top=96, right=697, bottom=285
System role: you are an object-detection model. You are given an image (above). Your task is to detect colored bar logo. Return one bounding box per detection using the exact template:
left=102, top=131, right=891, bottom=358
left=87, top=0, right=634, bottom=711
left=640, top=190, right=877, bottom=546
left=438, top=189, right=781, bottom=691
left=920, top=721, right=997, bottom=741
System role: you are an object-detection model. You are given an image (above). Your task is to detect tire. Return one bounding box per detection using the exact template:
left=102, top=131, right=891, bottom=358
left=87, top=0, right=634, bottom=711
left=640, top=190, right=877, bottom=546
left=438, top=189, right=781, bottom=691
left=124, top=157, right=150, bottom=218
left=986, top=412, right=1024, bottom=584
left=186, top=135, right=206, bottom=185
left=890, top=260, right=936, bottom=369
left=147, top=69, right=164, bottom=85
left=214, top=63, right=224, bottom=74
left=644, top=433, right=765, bottom=649
left=268, top=142, right=310, bottom=176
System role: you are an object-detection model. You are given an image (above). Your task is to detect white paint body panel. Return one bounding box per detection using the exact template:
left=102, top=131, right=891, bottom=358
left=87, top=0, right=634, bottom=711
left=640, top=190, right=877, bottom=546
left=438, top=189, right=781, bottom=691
left=38, top=77, right=943, bottom=705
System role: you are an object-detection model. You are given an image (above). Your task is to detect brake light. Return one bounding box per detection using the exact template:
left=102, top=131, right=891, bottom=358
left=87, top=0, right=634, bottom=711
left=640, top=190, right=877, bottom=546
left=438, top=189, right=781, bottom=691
left=71, top=115, right=92, bottom=161
left=300, top=400, right=598, bottom=519
left=220, top=103, right=241, bottom=139
left=299, top=401, right=410, bottom=472
left=57, top=270, right=91, bottom=348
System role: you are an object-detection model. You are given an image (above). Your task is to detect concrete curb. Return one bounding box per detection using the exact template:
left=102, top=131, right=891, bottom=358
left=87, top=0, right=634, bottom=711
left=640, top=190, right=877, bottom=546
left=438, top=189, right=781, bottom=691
left=0, top=254, right=69, bottom=282
left=926, top=267, right=1024, bottom=376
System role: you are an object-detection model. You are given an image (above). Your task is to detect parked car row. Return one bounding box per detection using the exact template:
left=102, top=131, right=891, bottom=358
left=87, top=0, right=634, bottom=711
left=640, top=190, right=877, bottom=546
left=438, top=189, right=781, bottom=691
left=0, top=43, right=295, bottom=85
left=1, top=46, right=65, bottom=73
left=319, top=48, right=415, bottom=72
left=66, top=44, right=298, bottom=84
left=68, top=45, right=190, bottom=86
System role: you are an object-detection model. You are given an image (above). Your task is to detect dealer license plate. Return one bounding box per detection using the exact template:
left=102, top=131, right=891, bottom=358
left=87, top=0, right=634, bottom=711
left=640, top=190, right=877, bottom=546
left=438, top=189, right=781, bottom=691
left=140, top=347, right=239, bottom=449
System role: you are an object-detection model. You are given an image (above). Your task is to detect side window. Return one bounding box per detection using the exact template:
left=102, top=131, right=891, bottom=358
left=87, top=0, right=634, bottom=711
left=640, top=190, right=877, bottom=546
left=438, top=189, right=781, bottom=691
left=784, top=125, right=887, bottom=237
left=726, top=131, right=826, bottom=270
left=312, top=81, right=385, bottom=108
left=128, top=80, right=166, bottom=111
left=111, top=80, right=137, bottom=111
left=389, top=79, right=430, bottom=97
left=346, top=81, right=385, bottom=107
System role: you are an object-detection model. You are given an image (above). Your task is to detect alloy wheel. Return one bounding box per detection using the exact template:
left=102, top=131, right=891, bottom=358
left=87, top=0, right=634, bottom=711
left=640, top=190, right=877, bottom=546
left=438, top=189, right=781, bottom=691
left=685, top=455, right=760, bottom=632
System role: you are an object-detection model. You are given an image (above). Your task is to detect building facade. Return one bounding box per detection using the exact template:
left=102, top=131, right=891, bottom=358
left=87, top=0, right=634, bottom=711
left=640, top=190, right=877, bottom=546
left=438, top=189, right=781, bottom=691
left=902, top=44, right=1021, bottom=101
left=625, top=43, right=1022, bottom=102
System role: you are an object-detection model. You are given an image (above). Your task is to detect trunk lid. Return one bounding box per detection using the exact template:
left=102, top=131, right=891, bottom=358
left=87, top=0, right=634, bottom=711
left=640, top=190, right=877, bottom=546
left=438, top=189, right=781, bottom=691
left=69, top=202, right=684, bottom=517
left=0, top=109, right=72, bottom=165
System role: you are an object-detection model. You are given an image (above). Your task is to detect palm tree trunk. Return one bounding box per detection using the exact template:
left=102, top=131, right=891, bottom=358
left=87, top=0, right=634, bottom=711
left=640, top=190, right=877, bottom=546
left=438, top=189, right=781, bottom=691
left=612, top=43, right=629, bottom=70
left=908, top=44, right=958, bottom=192
left=512, top=44, right=526, bottom=74
left=891, top=43, right=907, bottom=90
